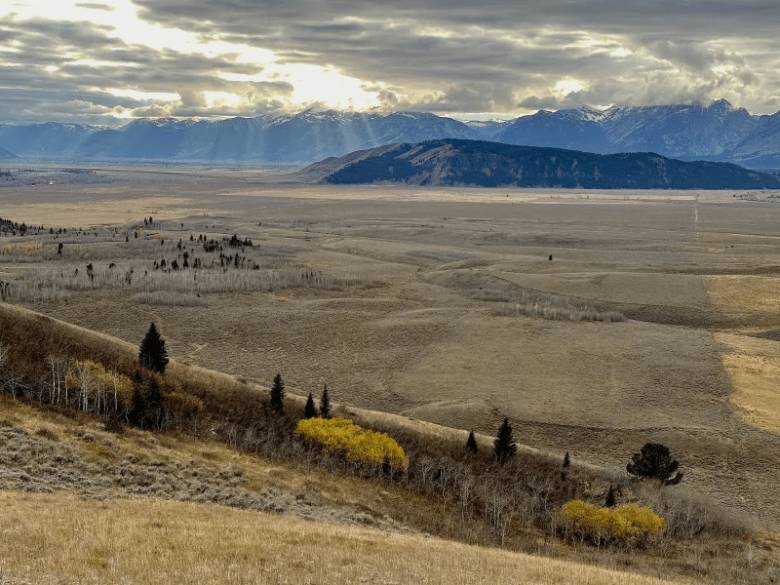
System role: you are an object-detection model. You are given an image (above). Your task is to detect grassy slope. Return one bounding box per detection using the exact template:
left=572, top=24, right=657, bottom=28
left=0, top=397, right=688, bottom=585
left=1, top=303, right=779, bottom=584
left=2, top=492, right=685, bottom=585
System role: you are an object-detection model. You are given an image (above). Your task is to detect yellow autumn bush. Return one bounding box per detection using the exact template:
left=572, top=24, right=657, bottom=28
left=559, top=500, right=664, bottom=545
left=66, top=360, right=133, bottom=402
left=296, top=418, right=406, bottom=468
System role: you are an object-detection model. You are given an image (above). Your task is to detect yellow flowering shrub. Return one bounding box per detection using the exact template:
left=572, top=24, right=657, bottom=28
left=559, top=500, right=664, bottom=545
left=297, top=417, right=406, bottom=468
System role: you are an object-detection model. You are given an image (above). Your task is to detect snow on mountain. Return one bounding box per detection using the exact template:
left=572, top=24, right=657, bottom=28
left=1, top=100, right=780, bottom=169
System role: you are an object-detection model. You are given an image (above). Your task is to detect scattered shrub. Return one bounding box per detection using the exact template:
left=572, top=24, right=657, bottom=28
left=297, top=417, right=406, bottom=469
left=627, top=443, right=683, bottom=485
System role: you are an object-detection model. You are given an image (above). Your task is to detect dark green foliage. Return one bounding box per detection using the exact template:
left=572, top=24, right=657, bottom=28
left=270, top=373, right=285, bottom=414
left=304, top=392, right=317, bottom=419
left=128, top=370, right=146, bottom=427
left=145, top=375, right=165, bottom=430
left=493, top=418, right=516, bottom=464
left=138, top=322, right=169, bottom=374
left=466, top=430, right=478, bottom=454
left=627, top=442, right=683, bottom=485
left=563, top=451, right=570, bottom=468
left=128, top=371, right=166, bottom=430
left=605, top=485, right=616, bottom=508
left=319, top=384, right=331, bottom=419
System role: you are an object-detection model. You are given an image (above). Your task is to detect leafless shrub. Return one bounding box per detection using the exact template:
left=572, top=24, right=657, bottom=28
left=634, top=482, right=751, bottom=538
left=9, top=265, right=381, bottom=301
left=492, top=300, right=626, bottom=323
left=134, top=291, right=206, bottom=307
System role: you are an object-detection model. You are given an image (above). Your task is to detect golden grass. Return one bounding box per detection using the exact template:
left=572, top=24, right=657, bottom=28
left=703, top=275, right=780, bottom=318
left=1, top=240, right=42, bottom=253
left=714, top=332, right=780, bottom=434
left=0, top=490, right=685, bottom=585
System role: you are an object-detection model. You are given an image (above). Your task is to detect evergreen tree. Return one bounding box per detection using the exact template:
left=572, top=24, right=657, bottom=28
left=626, top=443, right=683, bottom=485
left=563, top=451, right=571, bottom=468
left=128, top=370, right=146, bottom=427
left=493, top=418, right=516, bottom=464
left=138, top=322, right=169, bottom=373
left=466, top=430, right=478, bottom=455
left=270, top=373, right=285, bottom=414
left=145, top=375, right=165, bottom=430
left=319, top=384, right=331, bottom=419
left=304, top=392, right=317, bottom=419
left=605, top=485, right=617, bottom=508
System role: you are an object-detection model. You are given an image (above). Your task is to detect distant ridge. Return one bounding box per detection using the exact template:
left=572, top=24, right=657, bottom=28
left=0, top=145, right=18, bottom=160
left=304, top=139, right=780, bottom=190
left=2, top=100, right=780, bottom=169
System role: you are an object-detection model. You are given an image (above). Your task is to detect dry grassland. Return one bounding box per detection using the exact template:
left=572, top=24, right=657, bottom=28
left=2, top=167, right=780, bottom=573
left=714, top=332, right=780, bottom=434
left=0, top=490, right=688, bottom=585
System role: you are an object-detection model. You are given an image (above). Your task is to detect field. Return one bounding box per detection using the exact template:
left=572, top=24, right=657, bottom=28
left=1, top=165, right=780, bottom=582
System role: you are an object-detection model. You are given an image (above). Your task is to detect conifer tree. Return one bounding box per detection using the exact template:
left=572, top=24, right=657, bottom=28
left=145, top=375, right=165, bottom=430
left=128, top=370, right=146, bottom=427
left=319, top=384, right=331, bottom=419
left=605, top=485, right=617, bottom=508
left=138, top=322, right=169, bottom=373
left=304, top=392, right=317, bottom=419
left=270, top=373, right=285, bottom=414
left=563, top=451, right=571, bottom=468
left=466, top=430, right=478, bottom=455
left=493, top=418, right=516, bottom=464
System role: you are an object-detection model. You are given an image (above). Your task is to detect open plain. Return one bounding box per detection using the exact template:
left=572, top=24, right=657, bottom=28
left=2, top=164, right=780, bottom=537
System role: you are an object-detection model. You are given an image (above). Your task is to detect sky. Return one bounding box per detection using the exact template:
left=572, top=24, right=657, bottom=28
left=2, top=0, right=780, bottom=126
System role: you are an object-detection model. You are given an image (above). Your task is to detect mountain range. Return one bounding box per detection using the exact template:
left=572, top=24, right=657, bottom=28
left=1, top=100, right=780, bottom=170
left=303, top=139, right=780, bottom=190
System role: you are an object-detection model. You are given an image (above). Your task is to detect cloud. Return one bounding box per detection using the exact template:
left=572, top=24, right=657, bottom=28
left=74, top=3, right=116, bottom=11
left=4, top=0, right=780, bottom=124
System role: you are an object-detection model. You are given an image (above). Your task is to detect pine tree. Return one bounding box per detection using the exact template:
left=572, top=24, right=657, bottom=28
left=270, top=373, right=285, bottom=414
left=466, top=430, right=478, bottom=455
left=605, top=485, right=617, bottom=508
left=493, top=418, right=516, bottom=464
left=128, top=370, right=146, bottom=427
left=319, top=384, right=331, bottom=419
left=145, top=375, right=165, bottom=430
left=563, top=451, right=571, bottom=468
left=304, top=392, right=317, bottom=419
left=138, top=322, right=169, bottom=374
left=626, top=443, right=683, bottom=485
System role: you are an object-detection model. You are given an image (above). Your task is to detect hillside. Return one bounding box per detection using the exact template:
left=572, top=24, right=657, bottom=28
left=0, top=301, right=776, bottom=584
left=304, top=139, right=780, bottom=189
left=0, top=399, right=685, bottom=585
